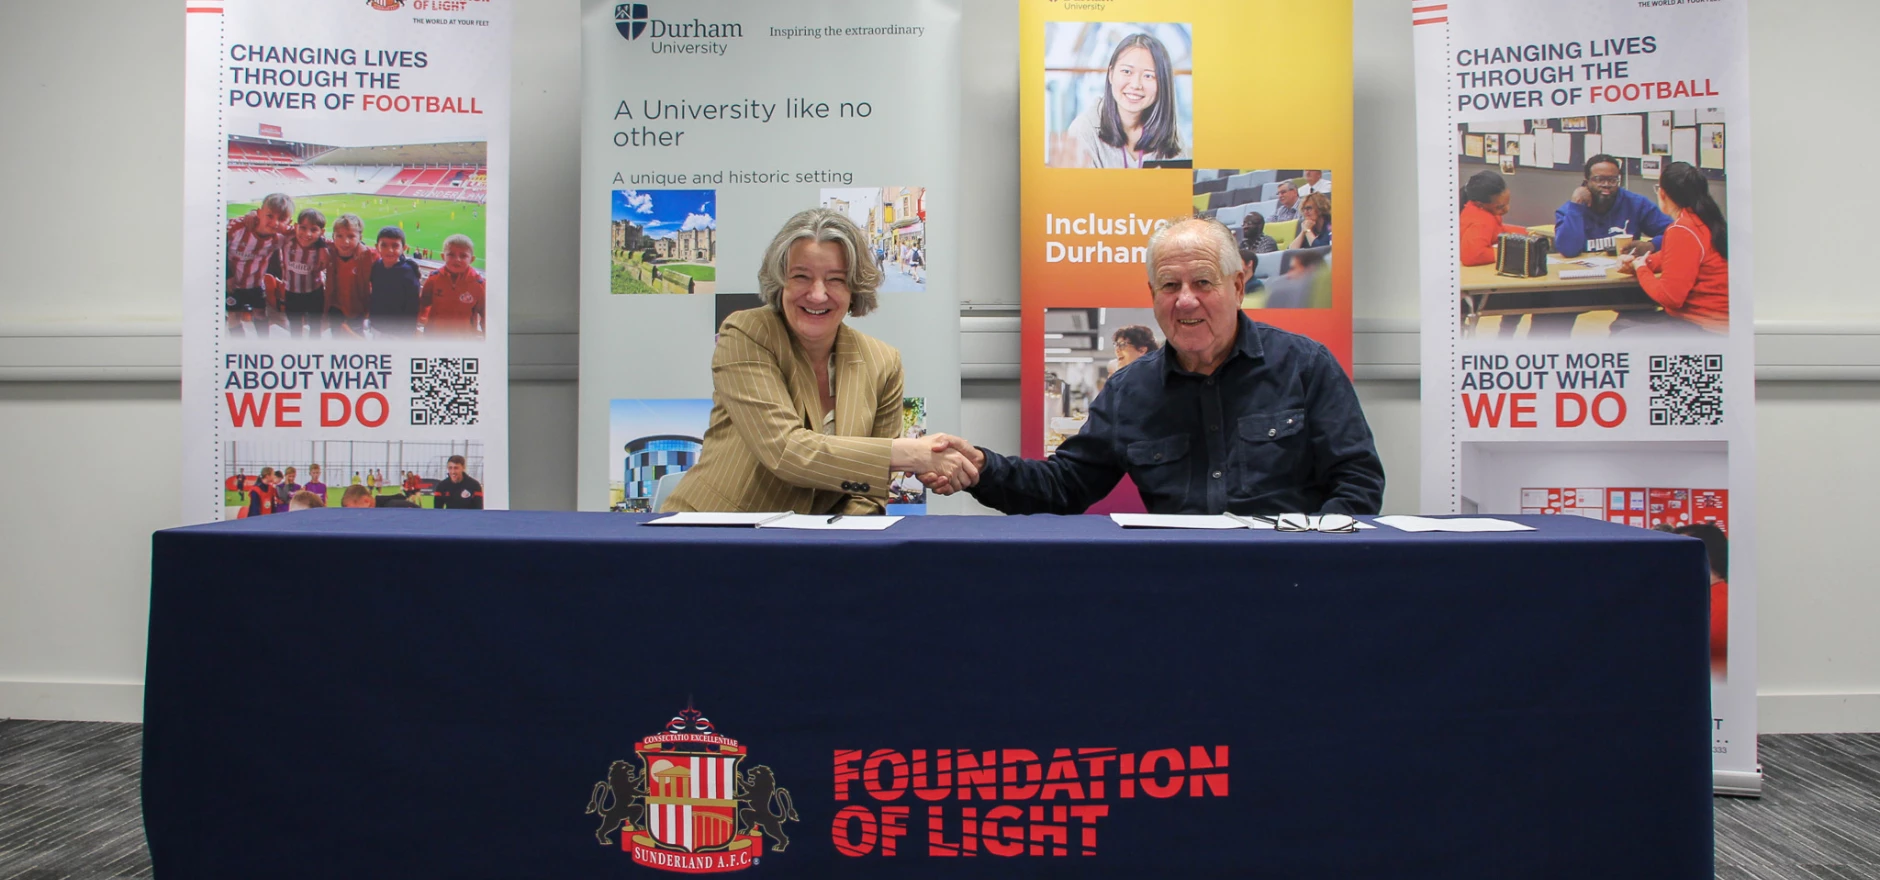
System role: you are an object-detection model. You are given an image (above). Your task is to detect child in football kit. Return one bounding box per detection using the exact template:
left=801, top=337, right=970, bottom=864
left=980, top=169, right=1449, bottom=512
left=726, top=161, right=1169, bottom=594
left=323, top=214, right=373, bottom=337
left=277, top=209, right=329, bottom=337
left=225, top=193, right=295, bottom=337
left=366, top=226, right=423, bottom=337
left=418, top=234, right=486, bottom=338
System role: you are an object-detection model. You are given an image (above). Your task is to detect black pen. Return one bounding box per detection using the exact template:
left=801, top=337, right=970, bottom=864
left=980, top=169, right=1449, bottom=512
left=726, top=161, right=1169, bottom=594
left=826, top=514, right=844, bottom=524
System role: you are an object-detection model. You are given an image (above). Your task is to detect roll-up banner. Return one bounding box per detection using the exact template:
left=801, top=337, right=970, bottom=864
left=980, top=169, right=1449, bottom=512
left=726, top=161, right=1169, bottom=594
left=576, top=0, right=962, bottom=515
left=183, top=0, right=512, bottom=521
left=1411, top=0, right=1759, bottom=793
left=1019, top=1, right=1354, bottom=514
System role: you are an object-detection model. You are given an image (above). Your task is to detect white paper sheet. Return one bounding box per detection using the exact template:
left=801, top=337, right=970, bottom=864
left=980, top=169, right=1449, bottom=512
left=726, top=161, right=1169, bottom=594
left=1551, top=132, right=1573, bottom=167
left=1648, top=111, right=1673, bottom=154
left=1110, top=514, right=1250, bottom=529
left=760, top=514, right=904, bottom=531
left=645, top=512, right=795, bottom=526
left=1671, top=127, right=1698, bottom=167
left=1373, top=515, right=1536, bottom=533
left=1583, top=134, right=1602, bottom=160
left=1599, top=114, right=1644, bottom=158
left=1673, top=108, right=1697, bottom=127
left=1519, top=134, right=1540, bottom=167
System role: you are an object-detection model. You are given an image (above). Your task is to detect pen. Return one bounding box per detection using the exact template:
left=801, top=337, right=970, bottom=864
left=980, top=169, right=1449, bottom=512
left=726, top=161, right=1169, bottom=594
left=826, top=514, right=844, bottom=524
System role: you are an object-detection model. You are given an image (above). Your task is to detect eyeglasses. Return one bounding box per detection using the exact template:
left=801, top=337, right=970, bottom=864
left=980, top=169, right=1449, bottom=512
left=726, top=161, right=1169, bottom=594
left=1242, top=512, right=1361, bottom=533
left=1588, top=175, right=1622, bottom=185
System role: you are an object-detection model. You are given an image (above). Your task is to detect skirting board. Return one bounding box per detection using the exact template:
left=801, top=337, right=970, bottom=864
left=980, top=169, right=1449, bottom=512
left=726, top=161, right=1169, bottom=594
left=1759, top=692, right=1880, bottom=735
left=0, top=680, right=145, bottom=724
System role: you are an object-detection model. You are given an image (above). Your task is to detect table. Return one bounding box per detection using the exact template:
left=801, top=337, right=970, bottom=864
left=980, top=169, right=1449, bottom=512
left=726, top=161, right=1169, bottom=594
left=1459, top=261, right=1656, bottom=333
left=143, top=511, right=1713, bottom=878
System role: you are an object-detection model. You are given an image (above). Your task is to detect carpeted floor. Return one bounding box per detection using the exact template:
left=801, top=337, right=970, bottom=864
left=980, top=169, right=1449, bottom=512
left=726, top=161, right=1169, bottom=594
left=2, top=720, right=1877, bottom=879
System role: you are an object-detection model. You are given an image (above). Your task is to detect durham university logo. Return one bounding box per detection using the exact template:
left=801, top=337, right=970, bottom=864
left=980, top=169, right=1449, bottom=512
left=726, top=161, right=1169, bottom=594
left=615, top=3, right=650, bottom=40
left=586, top=706, right=799, bottom=873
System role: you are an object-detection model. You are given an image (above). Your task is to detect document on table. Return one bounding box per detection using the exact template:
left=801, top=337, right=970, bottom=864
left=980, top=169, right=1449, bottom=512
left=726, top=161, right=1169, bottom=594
left=759, top=514, right=903, bottom=531
left=645, top=512, right=903, bottom=530
left=1373, top=515, right=1535, bottom=532
left=1111, top=513, right=1259, bottom=529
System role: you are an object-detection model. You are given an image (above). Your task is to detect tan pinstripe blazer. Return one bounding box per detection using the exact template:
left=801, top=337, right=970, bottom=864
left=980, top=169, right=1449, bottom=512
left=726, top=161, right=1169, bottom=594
left=660, top=307, right=903, bottom=515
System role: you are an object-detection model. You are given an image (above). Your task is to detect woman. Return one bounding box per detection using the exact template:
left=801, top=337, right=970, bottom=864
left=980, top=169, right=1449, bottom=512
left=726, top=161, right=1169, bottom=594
left=661, top=209, right=976, bottom=514
left=1458, top=169, right=1524, bottom=267
left=1614, top=161, right=1729, bottom=334
left=1289, top=192, right=1332, bottom=249
left=1065, top=33, right=1188, bottom=168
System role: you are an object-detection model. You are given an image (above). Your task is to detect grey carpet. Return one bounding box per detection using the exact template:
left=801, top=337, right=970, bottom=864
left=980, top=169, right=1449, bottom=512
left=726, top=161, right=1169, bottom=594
left=2, top=719, right=1877, bottom=878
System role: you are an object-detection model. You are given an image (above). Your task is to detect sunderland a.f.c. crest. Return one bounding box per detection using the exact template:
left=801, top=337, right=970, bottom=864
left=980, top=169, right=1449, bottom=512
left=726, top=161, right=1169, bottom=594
left=586, top=706, right=798, bottom=874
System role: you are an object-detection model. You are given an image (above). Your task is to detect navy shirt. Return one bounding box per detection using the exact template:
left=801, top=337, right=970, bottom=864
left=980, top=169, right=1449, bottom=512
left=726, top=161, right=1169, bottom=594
left=970, top=314, right=1384, bottom=515
left=368, top=258, right=423, bottom=336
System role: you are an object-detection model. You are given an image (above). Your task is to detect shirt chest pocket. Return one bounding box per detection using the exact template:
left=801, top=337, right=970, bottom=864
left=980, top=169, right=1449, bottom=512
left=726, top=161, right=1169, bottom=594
left=1125, top=434, right=1194, bottom=509
left=1235, top=409, right=1308, bottom=484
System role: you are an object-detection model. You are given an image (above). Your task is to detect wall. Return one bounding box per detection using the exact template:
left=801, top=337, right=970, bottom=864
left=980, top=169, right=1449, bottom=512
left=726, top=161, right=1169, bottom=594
left=1, top=0, right=1877, bottom=732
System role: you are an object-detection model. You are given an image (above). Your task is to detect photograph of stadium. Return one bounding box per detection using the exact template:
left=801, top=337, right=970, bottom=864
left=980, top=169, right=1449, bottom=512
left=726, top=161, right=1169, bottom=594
left=222, top=439, right=485, bottom=517
left=226, top=136, right=488, bottom=269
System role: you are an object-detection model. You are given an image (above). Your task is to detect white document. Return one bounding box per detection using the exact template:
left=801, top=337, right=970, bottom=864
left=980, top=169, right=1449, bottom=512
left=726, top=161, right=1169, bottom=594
left=1110, top=513, right=1253, bottom=529
left=1671, top=127, right=1698, bottom=167
left=1532, top=130, right=1554, bottom=167
left=645, top=512, right=795, bottom=527
left=1374, top=515, right=1536, bottom=533
left=1551, top=132, right=1573, bottom=167
left=1559, top=268, right=1607, bottom=279
left=1519, top=134, right=1540, bottom=167
left=1599, top=114, right=1644, bottom=158
left=760, top=514, right=904, bottom=531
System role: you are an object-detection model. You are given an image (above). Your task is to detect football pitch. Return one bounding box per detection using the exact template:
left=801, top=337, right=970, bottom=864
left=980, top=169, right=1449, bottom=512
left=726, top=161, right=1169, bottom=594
left=228, top=195, right=487, bottom=270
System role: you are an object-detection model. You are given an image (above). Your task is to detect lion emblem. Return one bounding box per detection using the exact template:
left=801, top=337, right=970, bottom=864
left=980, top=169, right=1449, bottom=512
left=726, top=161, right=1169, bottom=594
left=585, top=759, right=647, bottom=845
left=735, top=765, right=799, bottom=852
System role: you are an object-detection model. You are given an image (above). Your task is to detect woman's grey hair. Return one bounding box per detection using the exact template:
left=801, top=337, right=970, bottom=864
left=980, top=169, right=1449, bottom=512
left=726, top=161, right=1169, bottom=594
left=1144, top=217, right=1244, bottom=284
left=758, top=208, right=882, bottom=317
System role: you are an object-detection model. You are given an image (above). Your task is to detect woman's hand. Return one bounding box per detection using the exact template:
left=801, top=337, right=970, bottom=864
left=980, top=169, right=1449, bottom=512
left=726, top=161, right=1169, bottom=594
left=891, top=436, right=980, bottom=493
left=1616, top=253, right=1639, bottom=276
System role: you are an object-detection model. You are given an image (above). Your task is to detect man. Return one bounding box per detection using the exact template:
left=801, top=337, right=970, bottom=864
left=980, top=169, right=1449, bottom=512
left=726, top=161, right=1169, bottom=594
left=433, top=455, right=484, bottom=510
left=1553, top=154, right=1673, bottom=258
left=928, top=218, right=1383, bottom=515
left=1112, top=325, right=1155, bottom=371
left=1299, top=169, right=1332, bottom=196
left=1269, top=181, right=1300, bottom=221
left=1239, top=212, right=1278, bottom=254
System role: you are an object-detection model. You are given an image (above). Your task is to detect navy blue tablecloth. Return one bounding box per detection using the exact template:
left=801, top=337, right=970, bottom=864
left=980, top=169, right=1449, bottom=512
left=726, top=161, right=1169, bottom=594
left=143, top=511, right=1712, bottom=878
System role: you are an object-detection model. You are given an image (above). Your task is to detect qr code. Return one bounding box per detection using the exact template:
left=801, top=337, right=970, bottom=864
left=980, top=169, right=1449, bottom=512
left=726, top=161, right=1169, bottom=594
left=410, top=357, right=480, bottom=425
left=1648, top=354, right=1724, bottom=426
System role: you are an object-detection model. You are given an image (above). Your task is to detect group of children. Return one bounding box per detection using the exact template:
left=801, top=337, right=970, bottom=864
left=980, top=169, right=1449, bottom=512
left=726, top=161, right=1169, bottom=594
left=224, top=191, right=486, bottom=340
left=230, top=462, right=475, bottom=516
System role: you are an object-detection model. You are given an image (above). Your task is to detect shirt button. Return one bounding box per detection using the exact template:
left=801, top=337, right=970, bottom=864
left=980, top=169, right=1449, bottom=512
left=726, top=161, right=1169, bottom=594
left=1212, top=470, right=1223, bottom=479
left=1206, top=423, right=1218, bottom=432
left=1268, top=428, right=1277, bottom=437
left=1153, top=453, right=1163, bottom=461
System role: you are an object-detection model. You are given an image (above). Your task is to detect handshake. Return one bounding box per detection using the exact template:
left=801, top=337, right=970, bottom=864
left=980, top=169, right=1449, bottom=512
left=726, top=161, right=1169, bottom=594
left=888, top=434, right=986, bottom=496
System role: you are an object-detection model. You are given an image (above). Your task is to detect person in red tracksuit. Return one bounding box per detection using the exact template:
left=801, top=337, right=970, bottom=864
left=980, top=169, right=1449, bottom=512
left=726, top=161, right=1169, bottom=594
left=1615, top=161, right=1729, bottom=335
left=1459, top=169, right=1525, bottom=266
left=1457, top=170, right=1572, bottom=338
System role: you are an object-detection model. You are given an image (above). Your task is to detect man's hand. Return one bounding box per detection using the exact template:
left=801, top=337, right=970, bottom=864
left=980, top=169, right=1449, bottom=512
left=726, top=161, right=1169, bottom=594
left=918, top=434, right=985, bottom=495
left=1570, top=186, right=1592, bottom=207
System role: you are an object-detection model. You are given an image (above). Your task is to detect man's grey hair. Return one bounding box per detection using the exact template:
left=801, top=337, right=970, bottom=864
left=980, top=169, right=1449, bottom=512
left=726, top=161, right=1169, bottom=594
left=260, top=192, right=296, bottom=219
left=1277, top=180, right=1298, bottom=193
left=758, top=208, right=882, bottom=317
left=1144, top=217, right=1244, bottom=285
